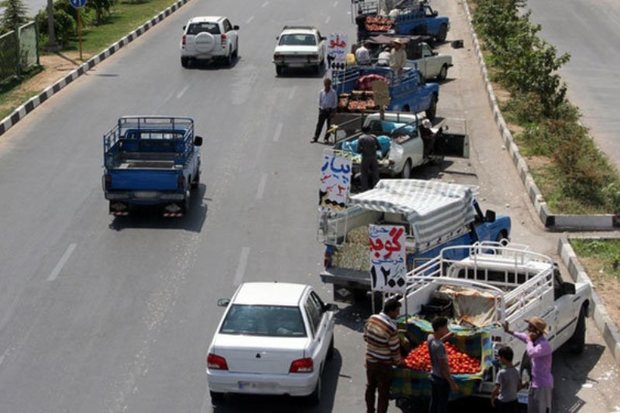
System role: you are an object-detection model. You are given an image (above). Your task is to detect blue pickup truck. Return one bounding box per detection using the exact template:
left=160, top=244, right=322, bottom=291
left=102, top=116, right=203, bottom=217
left=355, top=1, right=450, bottom=42
left=333, top=66, right=439, bottom=119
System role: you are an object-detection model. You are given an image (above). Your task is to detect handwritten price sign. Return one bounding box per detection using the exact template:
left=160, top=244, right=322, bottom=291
left=319, top=151, right=352, bottom=211
left=369, top=225, right=407, bottom=293
left=327, top=33, right=348, bottom=70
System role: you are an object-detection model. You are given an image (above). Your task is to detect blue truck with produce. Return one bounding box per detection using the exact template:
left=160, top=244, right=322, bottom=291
left=354, top=0, right=450, bottom=42
left=318, top=179, right=511, bottom=303
left=333, top=66, right=439, bottom=119
left=102, top=116, right=203, bottom=217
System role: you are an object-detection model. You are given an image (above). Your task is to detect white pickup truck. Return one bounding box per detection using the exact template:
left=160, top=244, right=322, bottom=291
left=394, top=242, right=592, bottom=404
left=406, top=41, right=452, bottom=81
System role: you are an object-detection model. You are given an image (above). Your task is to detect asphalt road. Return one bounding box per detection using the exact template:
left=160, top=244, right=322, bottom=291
left=0, top=0, right=619, bottom=412
left=527, top=0, right=620, bottom=173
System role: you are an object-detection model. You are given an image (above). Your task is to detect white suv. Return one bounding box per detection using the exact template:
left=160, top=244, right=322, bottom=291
left=181, top=16, right=239, bottom=67
left=273, top=26, right=326, bottom=75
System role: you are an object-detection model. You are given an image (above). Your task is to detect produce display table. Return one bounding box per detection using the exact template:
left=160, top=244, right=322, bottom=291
left=391, top=317, right=494, bottom=401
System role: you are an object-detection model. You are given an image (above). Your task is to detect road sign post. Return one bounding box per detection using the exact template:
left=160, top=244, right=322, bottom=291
left=69, top=0, right=87, bottom=60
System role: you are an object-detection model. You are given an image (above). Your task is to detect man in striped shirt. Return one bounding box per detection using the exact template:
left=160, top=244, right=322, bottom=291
left=364, top=298, right=402, bottom=413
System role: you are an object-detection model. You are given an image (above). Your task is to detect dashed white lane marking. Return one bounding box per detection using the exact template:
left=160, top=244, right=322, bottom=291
left=288, top=86, right=297, bottom=100
left=176, top=85, right=189, bottom=99
left=47, top=243, right=77, bottom=281
left=246, top=15, right=254, bottom=24
left=273, top=122, right=283, bottom=142
left=261, top=1, right=269, bottom=7
left=233, top=247, right=251, bottom=287
left=164, top=90, right=175, bottom=102
left=256, top=173, right=268, bottom=200
left=333, top=0, right=338, bottom=7
left=325, top=15, right=331, bottom=24
left=0, top=348, right=10, bottom=367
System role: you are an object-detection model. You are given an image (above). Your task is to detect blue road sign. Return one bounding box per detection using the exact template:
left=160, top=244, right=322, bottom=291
left=69, top=0, right=87, bottom=8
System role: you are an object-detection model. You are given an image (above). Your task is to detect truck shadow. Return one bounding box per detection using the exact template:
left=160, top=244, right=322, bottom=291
left=210, top=350, right=343, bottom=413
left=108, top=184, right=208, bottom=232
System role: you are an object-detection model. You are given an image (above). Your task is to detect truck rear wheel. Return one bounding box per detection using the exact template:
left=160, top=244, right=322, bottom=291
left=568, top=305, right=587, bottom=354
left=436, top=24, right=448, bottom=42
left=401, top=159, right=412, bottom=179
left=437, top=65, right=448, bottom=81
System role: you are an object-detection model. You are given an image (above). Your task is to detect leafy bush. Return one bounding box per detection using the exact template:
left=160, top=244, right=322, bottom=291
left=0, top=0, right=29, bottom=33
left=36, top=7, right=75, bottom=46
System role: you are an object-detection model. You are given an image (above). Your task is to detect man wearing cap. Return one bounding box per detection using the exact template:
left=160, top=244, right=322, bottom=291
left=503, top=317, right=553, bottom=413
left=389, top=39, right=407, bottom=79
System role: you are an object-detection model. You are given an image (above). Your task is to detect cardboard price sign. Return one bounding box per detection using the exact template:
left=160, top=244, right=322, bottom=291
left=371, top=80, right=390, bottom=107
left=368, top=225, right=407, bottom=293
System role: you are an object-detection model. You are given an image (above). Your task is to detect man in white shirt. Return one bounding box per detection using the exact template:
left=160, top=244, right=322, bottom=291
left=312, top=78, right=338, bottom=144
left=355, top=42, right=372, bottom=65
left=390, top=38, right=407, bottom=79
left=377, top=46, right=391, bottom=66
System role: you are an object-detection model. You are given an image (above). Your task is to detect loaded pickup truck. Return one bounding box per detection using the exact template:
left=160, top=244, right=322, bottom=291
left=391, top=242, right=592, bottom=406
left=102, top=116, right=203, bottom=217
left=318, top=180, right=511, bottom=303
left=359, top=34, right=452, bottom=80
left=331, top=112, right=448, bottom=179
left=355, top=1, right=450, bottom=42
left=333, top=66, right=439, bottom=119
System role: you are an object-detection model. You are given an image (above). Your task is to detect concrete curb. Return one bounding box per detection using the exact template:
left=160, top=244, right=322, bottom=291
left=461, top=1, right=619, bottom=231
left=557, top=238, right=620, bottom=365
left=0, top=0, right=190, bottom=137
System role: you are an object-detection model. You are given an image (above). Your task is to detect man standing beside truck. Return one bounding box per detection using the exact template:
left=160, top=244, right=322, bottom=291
left=363, top=298, right=402, bottom=413
left=357, top=125, right=381, bottom=191
left=312, top=78, right=338, bottom=144
left=503, top=317, right=553, bottom=413
left=428, top=316, right=459, bottom=413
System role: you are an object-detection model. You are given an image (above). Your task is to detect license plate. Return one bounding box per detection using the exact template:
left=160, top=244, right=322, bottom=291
left=134, top=191, right=158, bottom=198
left=238, top=381, right=276, bottom=390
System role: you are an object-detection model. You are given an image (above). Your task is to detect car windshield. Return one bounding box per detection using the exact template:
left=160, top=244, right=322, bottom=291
left=279, top=34, right=317, bottom=46
left=220, top=305, right=307, bottom=337
left=187, top=22, right=220, bottom=35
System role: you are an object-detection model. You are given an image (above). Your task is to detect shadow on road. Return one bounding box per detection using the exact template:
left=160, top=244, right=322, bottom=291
left=185, top=55, right=242, bottom=70
left=108, top=184, right=208, bottom=232
left=210, top=350, right=343, bottom=413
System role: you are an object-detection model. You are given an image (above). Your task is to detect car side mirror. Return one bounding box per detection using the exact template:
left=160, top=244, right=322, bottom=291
left=485, top=210, right=496, bottom=223
left=233, top=25, right=239, bottom=30
left=324, top=303, right=339, bottom=312
left=217, top=298, right=230, bottom=307
left=321, top=36, right=327, bottom=41
left=561, top=282, right=576, bottom=296
left=433, top=10, right=438, bottom=16
left=182, top=25, right=186, bottom=30
left=194, top=136, right=203, bottom=146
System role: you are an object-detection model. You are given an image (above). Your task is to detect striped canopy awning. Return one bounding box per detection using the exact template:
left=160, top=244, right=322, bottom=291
left=349, top=179, right=478, bottom=244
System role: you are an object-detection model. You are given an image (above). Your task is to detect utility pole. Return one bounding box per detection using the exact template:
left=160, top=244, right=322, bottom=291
left=45, top=0, right=59, bottom=51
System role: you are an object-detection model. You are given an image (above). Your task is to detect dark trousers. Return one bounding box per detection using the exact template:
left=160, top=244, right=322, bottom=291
left=496, top=399, right=520, bottom=413
left=360, top=157, right=379, bottom=191
left=429, top=375, right=450, bottom=413
left=314, top=108, right=334, bottom=141
left=365, top=362, right=392, bottom=413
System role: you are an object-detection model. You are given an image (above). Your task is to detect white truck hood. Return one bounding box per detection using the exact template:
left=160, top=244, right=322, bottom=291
left=274, top=45, right=320, bottom=54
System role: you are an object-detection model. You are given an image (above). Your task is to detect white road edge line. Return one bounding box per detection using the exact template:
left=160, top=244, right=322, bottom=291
left=256, top=173, right=268, bottom=200
left=261, top=1, right=269, bottom=7
left=325, top=15, right=331, bottom=24
left=176, top=85, right=189, bottom=99
left=246, top=15, right=254, bottom=24
left=233, top=247, right=251, bottom=287
left=47, top=243, right=77, bottom=281
left=273, top=122, right=283, bottom=142
left=288, top=86, right=297, bottom=100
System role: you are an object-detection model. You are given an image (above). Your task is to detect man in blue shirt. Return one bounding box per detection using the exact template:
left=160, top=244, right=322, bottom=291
left=312, top=78, right=338, bottom=144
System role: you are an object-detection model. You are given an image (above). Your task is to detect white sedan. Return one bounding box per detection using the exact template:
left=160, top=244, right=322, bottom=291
left=206, top=282, right=337, bottom=405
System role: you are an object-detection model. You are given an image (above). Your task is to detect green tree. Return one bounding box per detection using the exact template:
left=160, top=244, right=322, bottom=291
left=87, top=0, right=114, bottom=25
left=0, top=0, right=29, bottom=33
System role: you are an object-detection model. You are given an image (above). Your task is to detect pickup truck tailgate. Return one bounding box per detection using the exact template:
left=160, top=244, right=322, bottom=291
left=109, top=169, right=180, bottom=191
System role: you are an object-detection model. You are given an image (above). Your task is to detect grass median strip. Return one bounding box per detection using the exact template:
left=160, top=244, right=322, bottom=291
left=1, top=0, right=182, bottom=125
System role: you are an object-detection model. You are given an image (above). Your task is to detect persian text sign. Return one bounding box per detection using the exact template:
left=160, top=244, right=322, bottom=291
left=369, top=225, right=407, bottom=292
left=327, top=33, right=348, bottom=68
left=319, top=151, right=352, bottom=211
